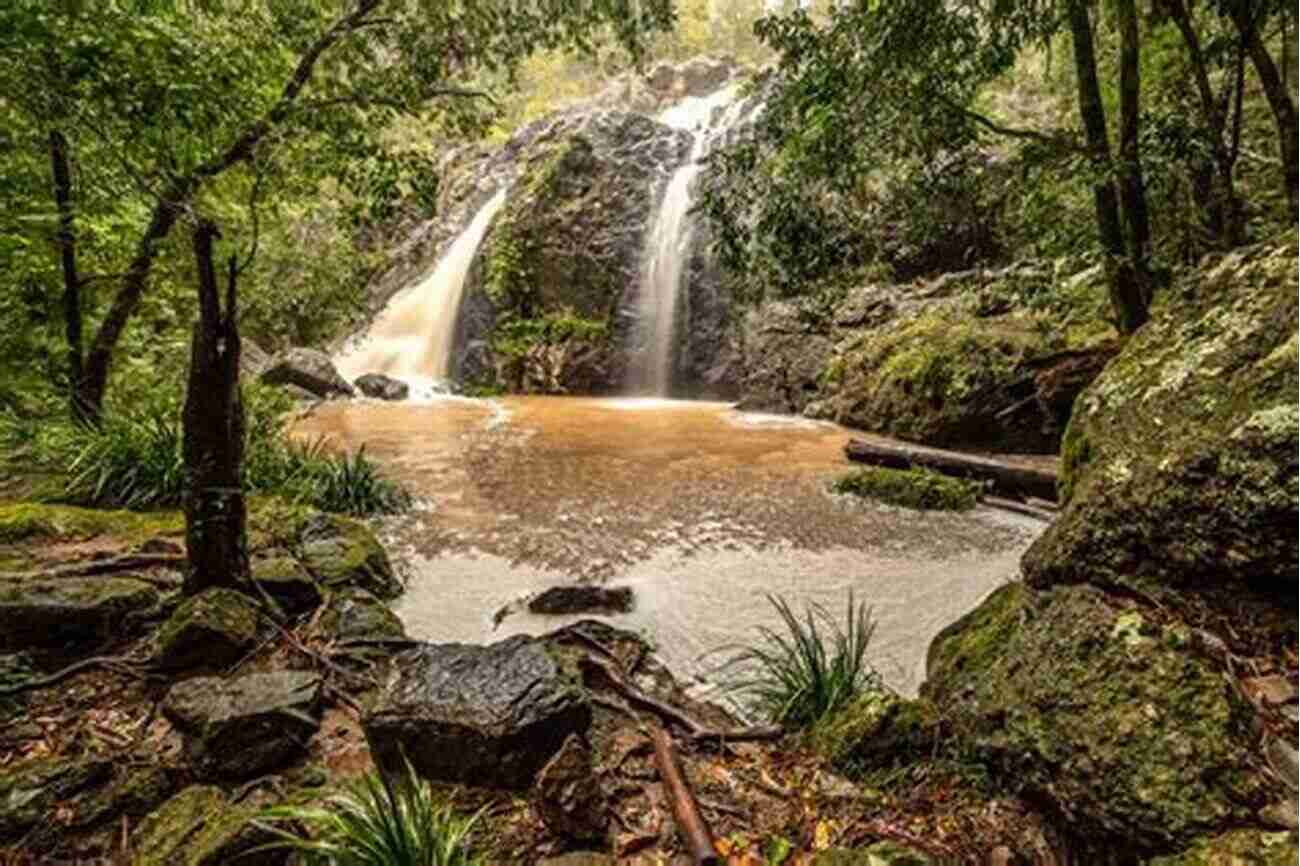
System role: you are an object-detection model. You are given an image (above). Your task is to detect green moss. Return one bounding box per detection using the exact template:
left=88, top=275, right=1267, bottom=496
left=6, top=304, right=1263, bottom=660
left=833, top=467, right=981, bottom=511
left=808, top=690, right=900, bottom=765
left=155, top=587, right=258, bottom=670
left=0, top=576, right=159, bottom=650
left=923, top=582, right=1028, bottom=704
left=1145, top=830, right=1299, bottom=865
left=130, top=785, right=283, bottom=866
left=0, top=501, right=181, bottom=544
left=297, top=513, right=400, bottom=598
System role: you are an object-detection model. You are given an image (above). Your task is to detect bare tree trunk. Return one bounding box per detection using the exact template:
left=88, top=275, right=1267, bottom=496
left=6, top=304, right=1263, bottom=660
left=48, top=129, right=89, bottom=423
left=1067, top=0, right=1148, bottom=334
left=1231, top=3, right=1299, bottom=214
left=183, top=221, right=249, bottom=596
left=1116, top=0, right=1153, bottom=297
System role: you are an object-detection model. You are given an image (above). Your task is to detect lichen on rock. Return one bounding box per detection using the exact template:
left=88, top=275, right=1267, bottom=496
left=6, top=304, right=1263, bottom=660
left=154, top=586, right=258, bottom=670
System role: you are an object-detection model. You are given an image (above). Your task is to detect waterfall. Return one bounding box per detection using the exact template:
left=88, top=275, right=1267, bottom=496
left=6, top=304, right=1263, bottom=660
left=335, top=187, right=509, bottom=395
left=627, top=84, right=746, bottom=396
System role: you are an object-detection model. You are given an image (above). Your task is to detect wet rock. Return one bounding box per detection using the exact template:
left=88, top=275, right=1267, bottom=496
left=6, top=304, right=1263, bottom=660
left=316, top=589, right=405, bottom=643
left=154, top=587, right=258, bottom=670
left=529, top=585, right=634, bottom=615
left=0, top=755, right=110, bottom=841
left=925, top=583, right=1277, bottom=852
left=260, top=347, right=355, bottom=399
left=813, top=843, right=934, bottom=865
left=354, top=372, right=409, bottom=401
left=0, top=575, right=158, bottom=650
left=17, top=765, right=176, bottom=848
left=737, top=300, right=835, bottom=417
left=240, top=337, right=273, bottom=380
left=131, top=785, right=287, bottom=866
left=298, top=513, right=400, bottom=598
left=364, top=634, right=590, bottom=789
left=1024, top=238, right=1298, bottom=597
left=1144, top=830, right=1299, bottom=865
left=248, top=553, right=322, bottom=615
left=532, top=734, right=606, bottom=841
left=163, top=670, right=322, bottom=781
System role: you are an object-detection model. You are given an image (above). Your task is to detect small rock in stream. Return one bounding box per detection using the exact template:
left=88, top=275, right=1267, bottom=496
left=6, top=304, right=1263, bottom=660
left=528, top=585, right=634, bottom=615
left=354, top=372, right=409, bottom=401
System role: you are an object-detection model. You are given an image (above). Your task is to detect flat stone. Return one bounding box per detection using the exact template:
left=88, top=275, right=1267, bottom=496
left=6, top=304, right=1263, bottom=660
left=154, top=587, right=258, bottom=671
left=364, top=635, right=589, bottom=789
left=0, top=576, right=157, bottom=650
left=163, top=671, right=322, bottom=781
left=260, top=347, right=354, bottom=399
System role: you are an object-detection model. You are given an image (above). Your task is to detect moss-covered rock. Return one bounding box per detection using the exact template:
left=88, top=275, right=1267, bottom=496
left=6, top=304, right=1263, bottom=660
left=0, top=502, right=182, bottom=544
left=316, top=588, right=405, bottom=643
left=813, top=842, right=934, bottom=865
left=130, top=785, right=287, bottom=866
left=0, top=575, right=158, bottom=650
left=297, top=513, right=400, bottom=599
left=0, top=755, right=111, bottom=841
left=248, top=552, right=322, bottom=614
left=927, top=583, right=1277, bottom=852
left=154, top=587, right=258, bottom=670
left=1145, top=830, right=1299, bottom=865
left=809, top=691, right=940, bottom=773
left=1023, top=237, right=1298, bottom=598
left=832, top=466, right=980, bottom=511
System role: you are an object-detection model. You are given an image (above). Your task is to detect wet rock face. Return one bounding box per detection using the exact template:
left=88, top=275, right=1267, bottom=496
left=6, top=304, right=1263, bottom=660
left=0, top=575, right=158, bottom=650
left=1023, top=239, right=1299, bottom=598
left=364, top=634, right=590, bottom=789
left=163, top=671, right=323, bottom=781
left=925, top=583, right=1277, bottom=853
left=354, top=371, right=409, bottom=401
left=154, top=587, right=258, bottom=670
left=259, top=347, right=354, bottom=399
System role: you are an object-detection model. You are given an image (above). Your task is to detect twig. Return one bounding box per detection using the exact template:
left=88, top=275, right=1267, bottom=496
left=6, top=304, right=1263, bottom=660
left=0, top=655, right=154, bottom=696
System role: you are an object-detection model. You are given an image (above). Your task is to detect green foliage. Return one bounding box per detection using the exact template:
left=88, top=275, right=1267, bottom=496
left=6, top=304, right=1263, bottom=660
left=0, top=385, right=408, bottom=516
left=255, top=758, right=483, bottom=866
left=833, top=467, right=981, bottom=511
left=490, top=313, right=608, bottom=359
left=712, top=593, right=881, bottom=728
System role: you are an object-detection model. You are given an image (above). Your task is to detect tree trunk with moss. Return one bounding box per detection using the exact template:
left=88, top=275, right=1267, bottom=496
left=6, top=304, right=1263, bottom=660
left=182, top=221, right=249, bottom=596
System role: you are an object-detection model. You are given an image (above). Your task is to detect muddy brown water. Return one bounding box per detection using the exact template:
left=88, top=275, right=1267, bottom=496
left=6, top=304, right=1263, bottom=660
left=295, top=396, right=1046, bottom=702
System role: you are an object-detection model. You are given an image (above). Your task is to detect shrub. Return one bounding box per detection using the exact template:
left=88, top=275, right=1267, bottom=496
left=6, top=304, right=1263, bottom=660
left=255, top=759, right=482, bottom=866
left=832, top=467, right=981, bottom=511
left=0, top=385, right=409, bottom=517
left=711, top=592, right=882, bottom=728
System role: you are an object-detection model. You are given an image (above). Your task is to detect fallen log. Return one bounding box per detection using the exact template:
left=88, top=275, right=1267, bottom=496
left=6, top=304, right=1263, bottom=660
left=844, top=438, right=1058, bottom=502
left=652, top=725, right=719, bottom=866
left=979, top=495, right=1057, bottom=522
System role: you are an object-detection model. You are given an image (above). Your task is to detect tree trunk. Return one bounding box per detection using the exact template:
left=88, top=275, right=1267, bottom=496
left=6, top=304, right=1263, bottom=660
left=182, top=221, right=249, bottom=596
left=1231, top=4, right=1299, bottom=214
left=48, top=129, right=89, bottom=423
left=1116, top=0, right=1153, bottom=296
left=1067, top=0, right=1148, bottom=334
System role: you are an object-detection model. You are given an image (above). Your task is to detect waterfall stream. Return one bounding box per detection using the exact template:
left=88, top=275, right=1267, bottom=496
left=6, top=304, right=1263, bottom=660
left=335, top=187, right=509, bottom=396
left=627, top=84, right=747, bottom=395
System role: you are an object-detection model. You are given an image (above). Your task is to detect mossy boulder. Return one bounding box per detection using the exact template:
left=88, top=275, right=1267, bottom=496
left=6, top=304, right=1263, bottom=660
left=1023, top=237, right=1298, bottom=598
left=809, top=691, right=939, bottom=773
left=298, top=513, right=400, bottom=599
left=0, top=575, right=158, bottom=650
left=163, top=670, right=323, bottom=781
left=154, top=587, right=258, bottom=671
left=0, top=502, right=181, bottom=544
left=248, top=552, right=322, bottom=614
left=927, top=583, right=1277, bottom=852
left=131, top=784, right=287, bottom=866
left=14, top=765, right=175, bottom=848
left=1145, top=830, right=1299, bottom=865
left=813, top=842, right=934, bottom=865
left=832, top=466, right=980, bottom=511
left=0, top=755, right=110, bottom=841
left=316, top=588, right=405, bottom=643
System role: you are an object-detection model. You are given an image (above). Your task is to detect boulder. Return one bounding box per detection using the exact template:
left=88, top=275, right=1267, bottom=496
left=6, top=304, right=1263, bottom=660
left=297, top=513, right=401, bottom=598
left=249, top=553, right=322, bottom=615
left=0, top=755, right=110, bottom=841
left=316, top=589, right=405, bottom=643
left=925, top=583, right=1277, bottom=852
left=13, top=765, right=175, bottom=848
left=364, top=634, right=590, bottom=789
left=0, top=575, right=158, bottom=650
left=531, top=733, right=606, bottom=841
left=259, top=347, right=355, bottom=399
left=131, top=785, right=287, bottom=866
left=163, top=670, right=322, bottom=781
left=1144, top=830, right=1299, bottom=866
left=354, top=372, right=410, bottom=401
left=154, top=587, right=258, bottom=670
left=528, top=585, right=634, bottom=615
left=1023, top=238, right=1299, bottom=597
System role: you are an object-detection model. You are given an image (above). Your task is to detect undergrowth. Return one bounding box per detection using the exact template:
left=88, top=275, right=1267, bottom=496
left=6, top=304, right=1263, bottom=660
left=0, top=385, right=409, bottom=517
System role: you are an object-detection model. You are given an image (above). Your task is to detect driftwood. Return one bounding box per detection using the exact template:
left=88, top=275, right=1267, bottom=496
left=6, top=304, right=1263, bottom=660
left=844, top=437, right=1058, bottom=502
left=577, top=655, right=784, bottom=744
left=652, top=725, right=719, bottom=866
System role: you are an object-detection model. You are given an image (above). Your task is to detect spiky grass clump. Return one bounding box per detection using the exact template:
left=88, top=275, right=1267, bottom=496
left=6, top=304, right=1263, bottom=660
left=256, top=762, right=482, bottom=866
left=712, top=592, right=882, bottom=728
left=0, top=385, right=409, bottom=516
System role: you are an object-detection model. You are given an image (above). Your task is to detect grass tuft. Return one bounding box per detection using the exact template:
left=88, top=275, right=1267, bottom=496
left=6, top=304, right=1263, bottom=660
left=711, top=592, right=882, bottom=728
left=254, top=758, right=482, bottom=866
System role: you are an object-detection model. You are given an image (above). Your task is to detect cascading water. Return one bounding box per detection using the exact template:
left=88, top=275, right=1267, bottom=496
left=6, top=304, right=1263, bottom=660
left=627, top=84, right=747, bottom=396
left=335, top=187, right=509, bottom=395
